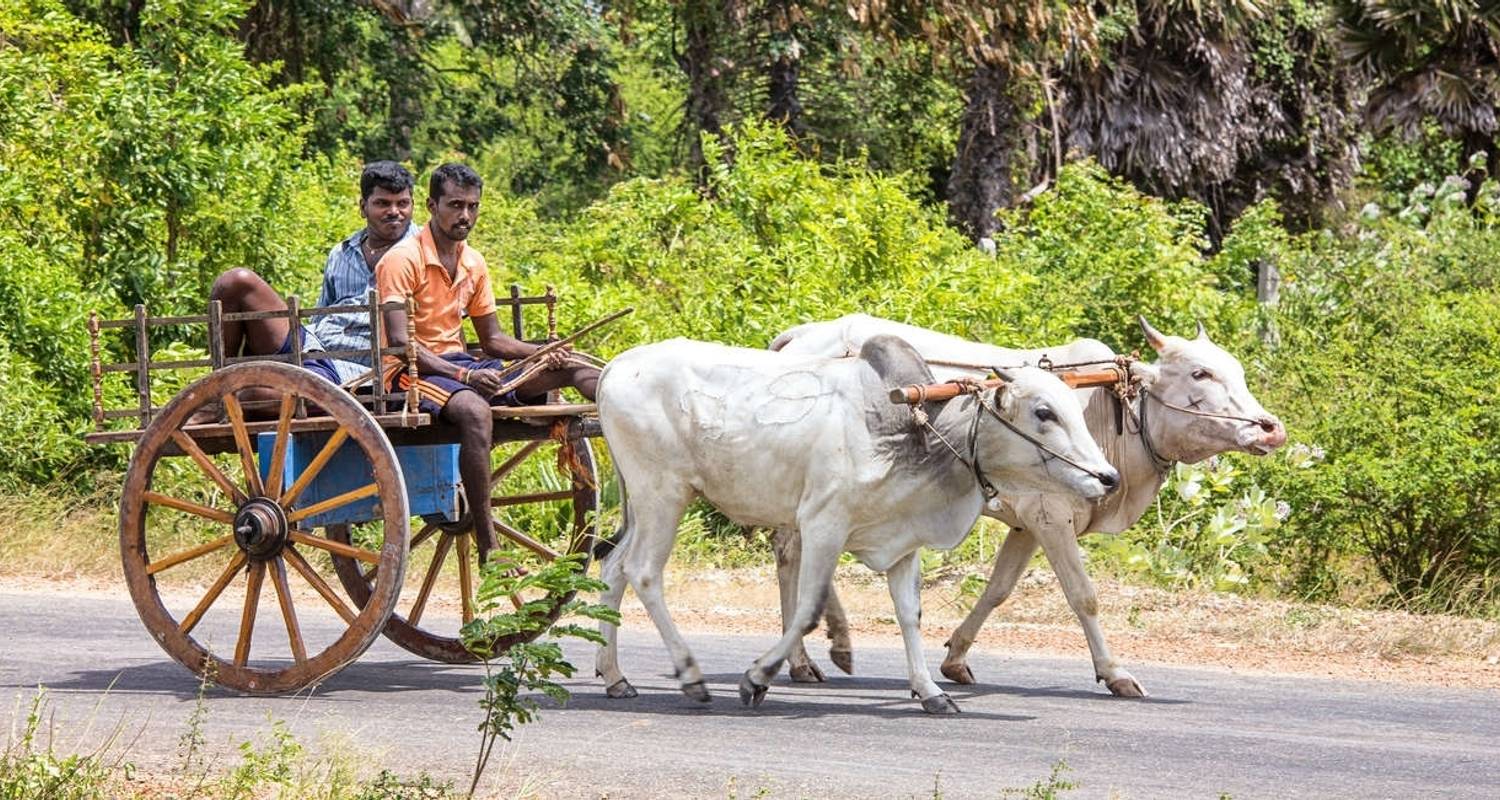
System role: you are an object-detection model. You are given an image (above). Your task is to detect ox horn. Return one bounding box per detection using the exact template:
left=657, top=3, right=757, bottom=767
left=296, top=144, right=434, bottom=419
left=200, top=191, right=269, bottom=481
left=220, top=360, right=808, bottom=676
left=1138, top=315, right=1168, bottom=353
left=1195, top=319, right=1208, bottom=340
left=993, top=367, right=1016, bottom=383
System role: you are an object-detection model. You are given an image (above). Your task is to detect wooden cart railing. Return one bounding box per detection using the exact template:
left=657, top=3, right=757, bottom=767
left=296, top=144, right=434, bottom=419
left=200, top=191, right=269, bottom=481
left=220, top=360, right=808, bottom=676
left=84, top=283, right=598, bottom=448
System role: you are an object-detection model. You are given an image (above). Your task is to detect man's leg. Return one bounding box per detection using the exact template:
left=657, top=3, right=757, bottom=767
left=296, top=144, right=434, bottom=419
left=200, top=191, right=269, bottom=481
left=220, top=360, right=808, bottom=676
left=209, top=268, right=291, bottom=357
left=511, top=363, right=600, bottom=402
left=441, top=389, right=500, bottom=557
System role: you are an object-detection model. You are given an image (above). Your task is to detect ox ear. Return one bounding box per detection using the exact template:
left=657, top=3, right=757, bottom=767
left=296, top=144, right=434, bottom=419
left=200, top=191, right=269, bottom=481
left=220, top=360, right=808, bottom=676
left=993, top=384, right=1017, bottom=415
left=1195, top=319, right=1208, bottom=340
left=1138, top=315, right=1169, bottom=353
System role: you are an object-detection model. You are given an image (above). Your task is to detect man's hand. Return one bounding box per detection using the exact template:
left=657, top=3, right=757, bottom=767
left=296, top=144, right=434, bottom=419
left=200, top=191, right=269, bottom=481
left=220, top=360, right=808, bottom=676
left=536, top=342, right=573, bottom=370
left=464, top=368, right=507, bottom=399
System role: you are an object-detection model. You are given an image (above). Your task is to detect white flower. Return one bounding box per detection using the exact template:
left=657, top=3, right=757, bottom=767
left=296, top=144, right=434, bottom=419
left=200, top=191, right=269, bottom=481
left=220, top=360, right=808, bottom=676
left=1275, top=501, right=1292, bottom=522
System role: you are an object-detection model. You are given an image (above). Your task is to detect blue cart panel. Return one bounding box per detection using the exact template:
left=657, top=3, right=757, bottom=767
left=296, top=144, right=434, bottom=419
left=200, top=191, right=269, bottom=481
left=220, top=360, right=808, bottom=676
left=257, top=432, right=462, bottom=527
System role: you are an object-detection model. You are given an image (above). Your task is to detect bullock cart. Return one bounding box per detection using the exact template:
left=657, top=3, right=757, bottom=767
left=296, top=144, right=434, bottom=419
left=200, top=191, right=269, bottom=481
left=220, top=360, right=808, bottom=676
left=84, top=287, right=602, bottom=693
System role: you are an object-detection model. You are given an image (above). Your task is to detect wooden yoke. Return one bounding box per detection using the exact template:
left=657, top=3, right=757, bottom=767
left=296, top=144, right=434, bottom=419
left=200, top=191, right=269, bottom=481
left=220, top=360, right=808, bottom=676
left=888, top=367, right=1126, bottom=405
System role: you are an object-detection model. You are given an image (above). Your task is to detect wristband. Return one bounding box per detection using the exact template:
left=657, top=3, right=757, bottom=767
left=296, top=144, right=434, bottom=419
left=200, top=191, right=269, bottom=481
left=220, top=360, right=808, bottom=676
left=457, top=367, right=470, bottom=385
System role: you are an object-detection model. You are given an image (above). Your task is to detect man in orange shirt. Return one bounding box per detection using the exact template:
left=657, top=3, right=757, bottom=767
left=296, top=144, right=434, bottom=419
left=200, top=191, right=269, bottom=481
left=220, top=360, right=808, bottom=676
left=378, top=163, right=599, bottom=559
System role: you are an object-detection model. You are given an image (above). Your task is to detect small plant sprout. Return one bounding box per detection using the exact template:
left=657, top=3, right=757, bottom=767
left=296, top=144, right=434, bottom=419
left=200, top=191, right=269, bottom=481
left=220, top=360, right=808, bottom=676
left=458, top=552, right=619, bottom=799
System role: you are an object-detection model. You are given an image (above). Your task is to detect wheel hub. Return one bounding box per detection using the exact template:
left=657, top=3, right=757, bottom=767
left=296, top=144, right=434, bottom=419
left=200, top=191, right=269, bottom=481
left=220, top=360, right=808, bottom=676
left=233, top=498, right=289, bottom=559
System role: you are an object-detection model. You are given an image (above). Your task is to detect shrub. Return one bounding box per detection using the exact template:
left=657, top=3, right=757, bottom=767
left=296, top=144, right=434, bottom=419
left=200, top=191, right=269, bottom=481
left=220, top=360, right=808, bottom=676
left=1252, top=240, right=1500, bottom=611
left=471, top=124, right=1251, bottom=361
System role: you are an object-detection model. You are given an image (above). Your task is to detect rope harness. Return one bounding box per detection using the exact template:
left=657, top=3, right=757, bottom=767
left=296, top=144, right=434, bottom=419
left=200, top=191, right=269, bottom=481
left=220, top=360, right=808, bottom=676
left=906, top=353, right=1270, bottom=495
left=1125, top=384, right=1270, bottom=474
left=908, top=379, right=1116, bottom=504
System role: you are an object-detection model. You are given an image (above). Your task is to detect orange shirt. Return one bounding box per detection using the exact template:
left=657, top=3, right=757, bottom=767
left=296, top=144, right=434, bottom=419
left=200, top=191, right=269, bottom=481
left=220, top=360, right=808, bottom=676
left=375, top=225, right=497, bottom=356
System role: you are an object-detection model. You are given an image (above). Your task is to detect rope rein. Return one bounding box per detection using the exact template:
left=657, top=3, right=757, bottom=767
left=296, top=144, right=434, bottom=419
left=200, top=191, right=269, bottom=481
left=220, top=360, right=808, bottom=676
left=906, top=354, right=1267, bottom=490
left=908, top=380, right=1115, bottom=502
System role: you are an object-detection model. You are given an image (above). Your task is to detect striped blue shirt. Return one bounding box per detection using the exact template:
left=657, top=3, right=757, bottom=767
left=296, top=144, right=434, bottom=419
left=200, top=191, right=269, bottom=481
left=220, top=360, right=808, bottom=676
left=307, top=223, right=419, bottom=383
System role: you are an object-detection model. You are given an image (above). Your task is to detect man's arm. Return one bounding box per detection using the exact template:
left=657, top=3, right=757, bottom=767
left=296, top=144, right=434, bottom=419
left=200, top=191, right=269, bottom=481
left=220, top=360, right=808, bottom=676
left=382, top=304, right=468, bottom=380
left=472, top=313, right=543, bottom=360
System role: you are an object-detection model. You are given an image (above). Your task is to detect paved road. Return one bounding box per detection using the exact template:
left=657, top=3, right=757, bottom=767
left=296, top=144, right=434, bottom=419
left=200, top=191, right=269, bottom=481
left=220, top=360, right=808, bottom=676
left=2, top=588, right=1497, bottom=799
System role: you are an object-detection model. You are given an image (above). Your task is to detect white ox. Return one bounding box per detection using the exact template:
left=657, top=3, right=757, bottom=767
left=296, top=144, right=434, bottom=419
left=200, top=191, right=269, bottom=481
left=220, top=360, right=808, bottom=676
left=593, top=335, right=1119, bottom=713
left=770, top=314, right=1286, bottom=696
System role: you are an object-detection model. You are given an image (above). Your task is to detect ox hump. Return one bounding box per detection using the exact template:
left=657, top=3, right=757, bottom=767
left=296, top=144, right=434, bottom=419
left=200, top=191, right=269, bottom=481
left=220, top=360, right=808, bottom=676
left=857, top=335, right=935, bottom=387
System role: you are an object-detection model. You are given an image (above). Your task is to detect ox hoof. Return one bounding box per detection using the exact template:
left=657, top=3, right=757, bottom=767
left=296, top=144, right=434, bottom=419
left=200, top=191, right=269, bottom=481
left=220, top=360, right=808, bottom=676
left=738, top=672, right=770, bottom=708
left=681, top=680, right=711, bottom=703
left=919, top=693, right=962, bottom=715
left=605, top=678, right=638, bottom=699
left=940, top=661, right=977, bottom=685
left=829, top=647, right=854, bottom=675
left=1101, top=674, right=1149, bottom=698
left=789, top=662, right=826, bottom=683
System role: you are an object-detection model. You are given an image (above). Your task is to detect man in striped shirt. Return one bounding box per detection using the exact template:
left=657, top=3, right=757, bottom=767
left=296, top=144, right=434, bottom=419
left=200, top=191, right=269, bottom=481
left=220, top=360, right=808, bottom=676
left=204, top=161, right=417, bottom=387
left=308, top=161, right=420, bottom=383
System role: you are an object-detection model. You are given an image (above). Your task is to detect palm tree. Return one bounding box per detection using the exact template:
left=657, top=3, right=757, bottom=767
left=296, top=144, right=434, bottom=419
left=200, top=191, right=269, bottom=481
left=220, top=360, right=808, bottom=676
left=1062, top=0, right=1360, bottom=240
left=848, top=1, right=1099, bottom=242
left=1336, top=0, right=1500, bottom=201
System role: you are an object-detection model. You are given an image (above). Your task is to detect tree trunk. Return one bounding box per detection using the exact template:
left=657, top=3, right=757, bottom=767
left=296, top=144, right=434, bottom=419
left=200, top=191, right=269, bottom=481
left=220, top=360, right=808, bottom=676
left=385, top=29, right=423, bottom=162
left=679, top=0, right=731, bottom=178
left=766, top=0, right=805, bottom=137
left=1460, top=129, right=1499, bottom=206
left=947, top=60, right=1020, bottom=244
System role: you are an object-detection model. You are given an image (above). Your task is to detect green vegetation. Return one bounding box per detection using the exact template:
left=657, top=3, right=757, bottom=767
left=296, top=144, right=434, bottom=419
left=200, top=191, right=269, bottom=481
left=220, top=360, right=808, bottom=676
left=1, top=688, right=461, bottom=799
left=2, top=0, right=1499, bottom=619
left=459, top=554, right=617, bottom=798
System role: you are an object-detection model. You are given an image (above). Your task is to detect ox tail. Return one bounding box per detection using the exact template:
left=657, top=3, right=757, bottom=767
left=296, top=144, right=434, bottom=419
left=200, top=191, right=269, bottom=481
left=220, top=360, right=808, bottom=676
left=592, top=472, right=632, bottom=561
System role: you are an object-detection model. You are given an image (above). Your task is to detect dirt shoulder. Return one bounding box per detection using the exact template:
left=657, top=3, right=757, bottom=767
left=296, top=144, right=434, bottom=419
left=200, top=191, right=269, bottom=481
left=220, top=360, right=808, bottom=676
left=12, top=561, right=1497, bottom=692
left=617, top=564, right=1500, bottom=691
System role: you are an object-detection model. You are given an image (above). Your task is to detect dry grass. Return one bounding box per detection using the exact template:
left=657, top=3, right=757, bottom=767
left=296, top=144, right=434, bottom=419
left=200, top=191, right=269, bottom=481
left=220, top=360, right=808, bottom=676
left=0, top=486, right=121, bottom=585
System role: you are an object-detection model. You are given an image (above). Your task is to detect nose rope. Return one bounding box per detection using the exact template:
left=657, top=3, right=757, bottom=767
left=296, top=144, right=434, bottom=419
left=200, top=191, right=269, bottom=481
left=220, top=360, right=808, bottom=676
left=1140, top=389, right=1268, bottom=426
left=973, top=391, right=1117, bottom=484
left=910, top=384, right=1116, bottom=498
left=1128, top=389, right=1276, bottom=473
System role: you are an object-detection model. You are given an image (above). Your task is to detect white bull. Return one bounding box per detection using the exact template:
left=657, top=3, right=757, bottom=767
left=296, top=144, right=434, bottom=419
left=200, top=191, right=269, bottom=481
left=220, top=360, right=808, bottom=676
left=770, top=314, right=1287, bottom=696
left=593, top=335, right=1118, bottom=713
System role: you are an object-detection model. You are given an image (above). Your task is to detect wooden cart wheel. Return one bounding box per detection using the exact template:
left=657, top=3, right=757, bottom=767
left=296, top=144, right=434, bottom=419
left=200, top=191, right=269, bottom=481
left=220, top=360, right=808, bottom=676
left=119, top=362, right=409, bottom=693
left=329, top=434, right=598, bottom=663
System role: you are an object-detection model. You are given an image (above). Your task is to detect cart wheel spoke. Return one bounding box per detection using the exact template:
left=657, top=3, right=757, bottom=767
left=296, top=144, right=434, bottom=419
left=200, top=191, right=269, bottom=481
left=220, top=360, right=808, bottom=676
left=234, top=560, right=267, bottom=666
left=408, top=534, right=455, bottom=627
left=144, top=491, right=235, bottom=524
left=456, top=535, right=475, bottom=626
left=284, top=545, right=358, bottom=625
left=490, top=490, right=574, bottom=508
left=287, top=529, right=380, bottom=564
left=221, top=393, right=265, bottom=498
left=280, top=428, right=350, bottom=508
left=263, top=392, right=298, bottom=502
left=491, top=516, right=561, bottom=560
left=179, top=552, right=248, bottom=636
left=489, top=440, right=543, bottom=484
left=147, top=533, right=234, bottom=576
left=269, top=556, right=306, bottom=664
left=285, top=482, right=378, bottom=524
left=170, top=431, right=247, bottom=506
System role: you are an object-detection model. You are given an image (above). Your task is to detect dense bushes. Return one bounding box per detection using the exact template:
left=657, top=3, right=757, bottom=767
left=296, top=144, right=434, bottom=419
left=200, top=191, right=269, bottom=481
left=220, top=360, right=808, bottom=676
left=1241, top=199, right=1500, bottom=611
left=467, top=125, right=1247, bottom=360
left=5, top=2, right=1500, bottom=616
